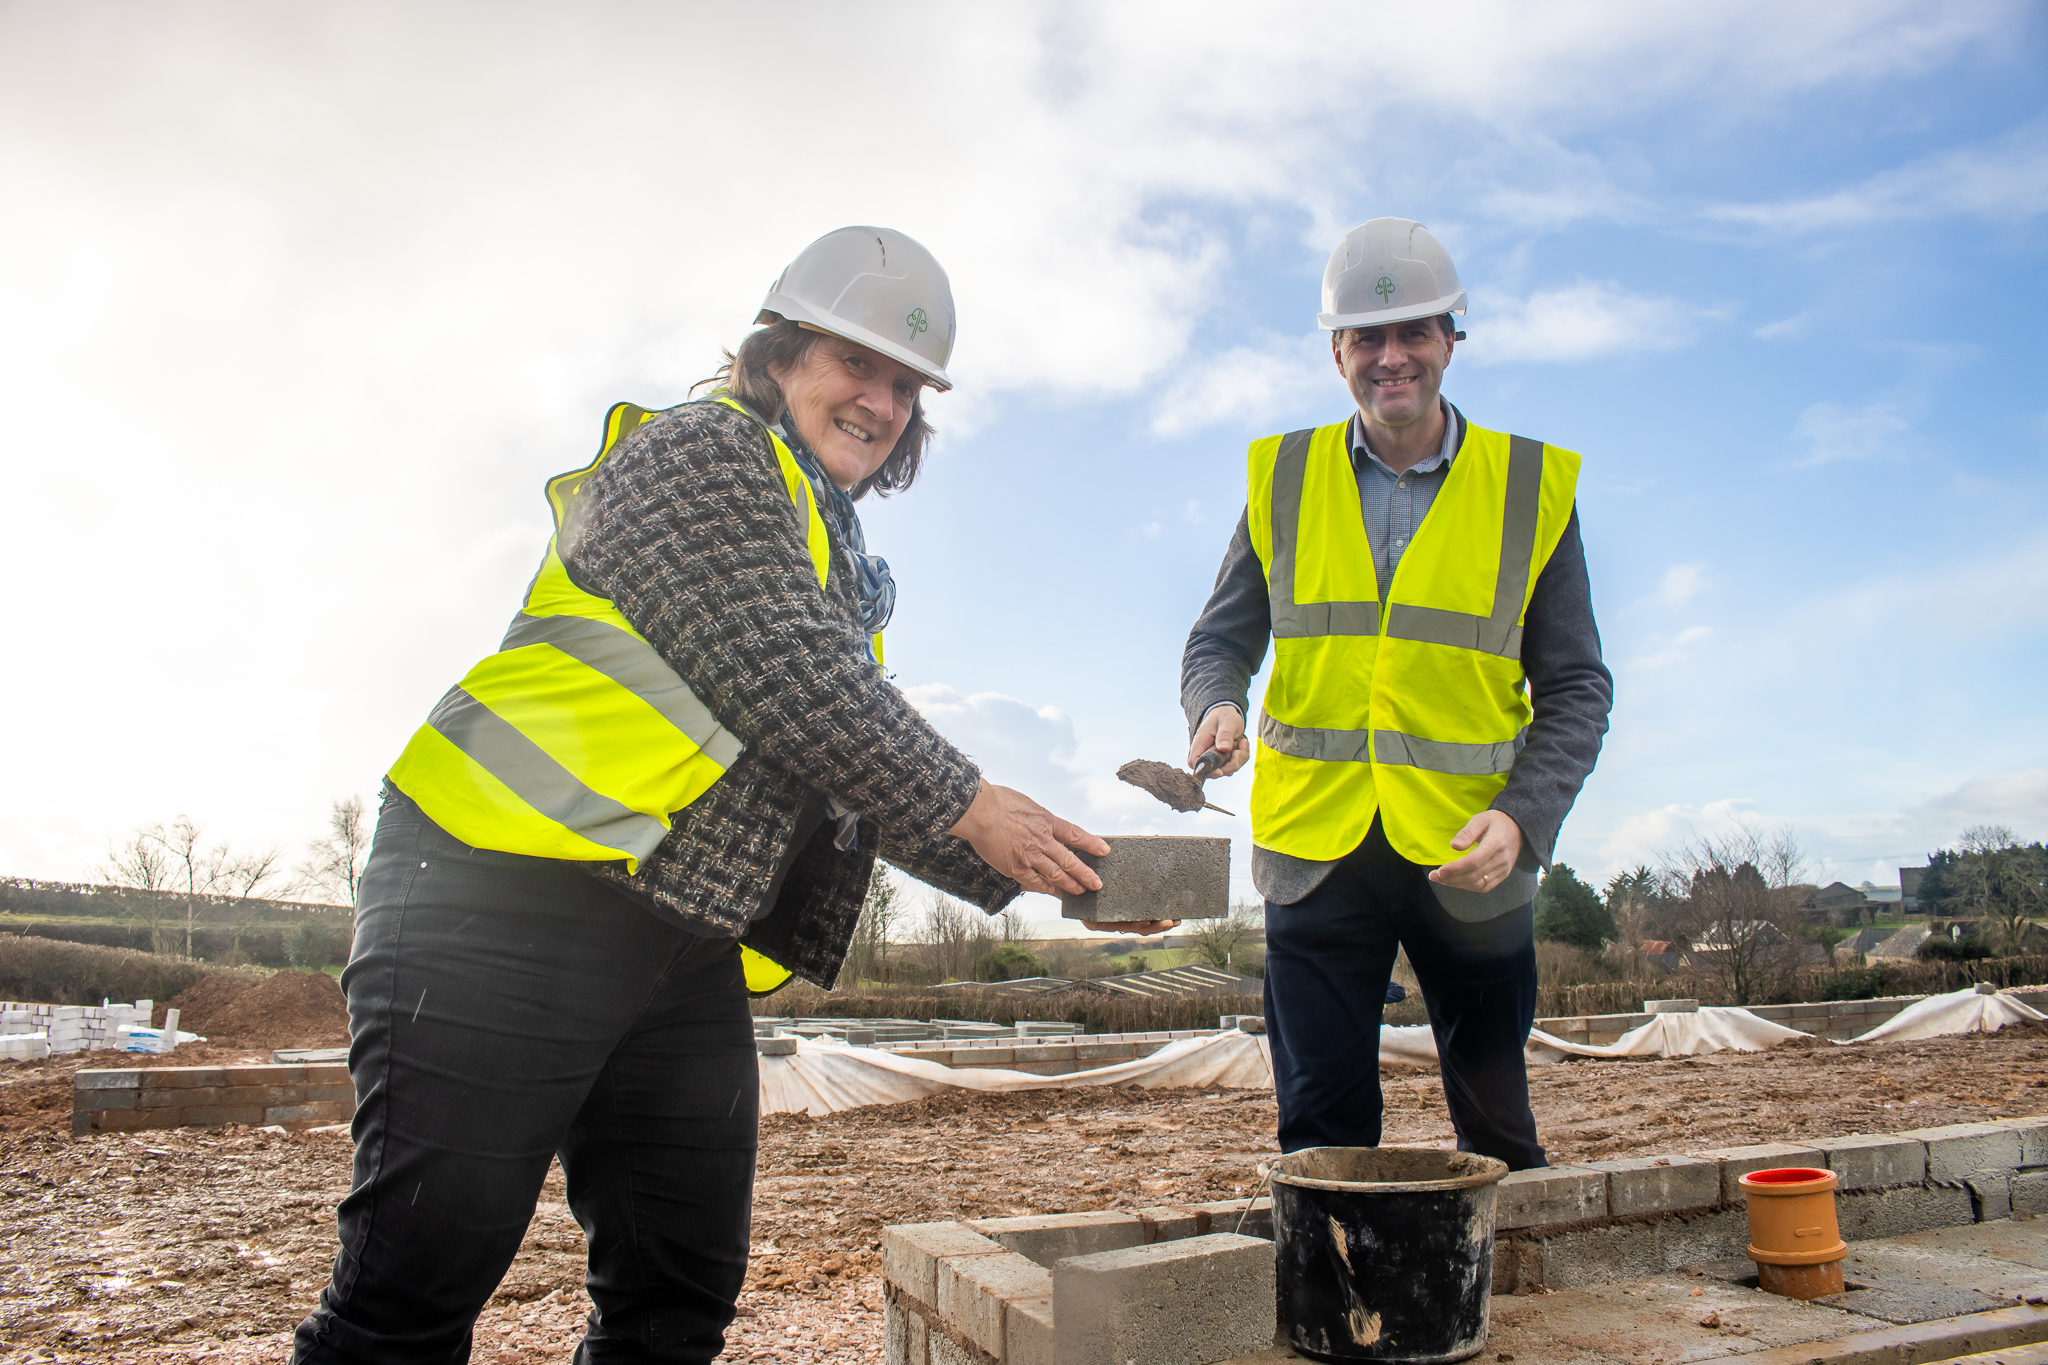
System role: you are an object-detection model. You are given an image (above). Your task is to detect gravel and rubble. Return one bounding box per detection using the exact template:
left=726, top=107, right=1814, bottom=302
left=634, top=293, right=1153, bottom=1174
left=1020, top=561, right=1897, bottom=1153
left=3, top=1025, right=2048, bottom=1362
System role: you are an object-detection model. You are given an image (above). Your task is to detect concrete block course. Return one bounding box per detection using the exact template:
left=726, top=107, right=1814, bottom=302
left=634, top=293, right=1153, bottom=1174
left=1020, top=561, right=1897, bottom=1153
left=1496, top=1164, right=1609, bottom=1229
left=1837, top=1183, right=1978, bottom=1241
left=1585, top=1153, right=1720, bottom=1216
left=1057, top=835, right=1229, bottom=922
left=1813, top=1133, right=1931, bottom=1190
left=2015, top=1171, right=2048, bottom=1215
left=938, top=1251, right=1051, bottom=1358
left=1052, top=1233, right=1274, bottom=1365
left=1904, top=1121, right=2027, bottom=1182
left=967, top=1211, right=1145, bottom=1268
left=883, top=1223, right=1008, bottom=1312
left=72, top=1062, right=355, bottom=1136
left=1693, top=1141, right=1824, bottom=1204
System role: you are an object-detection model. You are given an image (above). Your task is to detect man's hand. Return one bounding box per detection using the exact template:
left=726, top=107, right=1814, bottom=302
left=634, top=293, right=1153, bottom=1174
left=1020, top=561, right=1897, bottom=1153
left=1428, top=810, right=1524, bottom=893
left=1081, top=918, right=1181, bottom=935
left=1186, top=704, right=1251, bottom=778
left=949, top=780, right=1108, bottom=897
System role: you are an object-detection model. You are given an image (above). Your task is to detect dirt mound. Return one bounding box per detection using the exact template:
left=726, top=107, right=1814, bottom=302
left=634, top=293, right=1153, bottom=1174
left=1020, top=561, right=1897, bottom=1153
left=187, top=970, right=350, bottom=1047
left=163, top=972, right=262, bottom=1033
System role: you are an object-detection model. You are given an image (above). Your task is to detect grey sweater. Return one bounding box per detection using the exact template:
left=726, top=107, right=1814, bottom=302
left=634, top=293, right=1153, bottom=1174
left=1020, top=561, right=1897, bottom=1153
left=1180, top=405, right=1613, bottom=911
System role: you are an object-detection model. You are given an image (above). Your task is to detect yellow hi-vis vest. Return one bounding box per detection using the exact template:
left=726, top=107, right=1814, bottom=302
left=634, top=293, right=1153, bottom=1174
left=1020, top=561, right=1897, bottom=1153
left=387, top=395, right=877, bottom=996
left=1247, top=417, right=1579, bottom=866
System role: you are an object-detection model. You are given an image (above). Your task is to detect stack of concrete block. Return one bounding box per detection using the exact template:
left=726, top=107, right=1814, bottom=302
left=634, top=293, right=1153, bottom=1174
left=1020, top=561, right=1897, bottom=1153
left=0, top=999, right=153, bottom=1054
left=73, top=1061, right=353, bottom=1136
left=884, top=1199, right=1275, bottom=1365
left=0, top=1009, right=50, bottom=1061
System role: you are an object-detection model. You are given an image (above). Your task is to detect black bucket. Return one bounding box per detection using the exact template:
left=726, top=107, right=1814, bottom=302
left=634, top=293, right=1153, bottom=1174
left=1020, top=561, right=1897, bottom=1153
left=1272, top=1146, right=1508, bottom=1364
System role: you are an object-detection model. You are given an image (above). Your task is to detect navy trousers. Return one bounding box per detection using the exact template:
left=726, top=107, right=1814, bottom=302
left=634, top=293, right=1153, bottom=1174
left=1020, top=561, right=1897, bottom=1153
left=293, top=791, right=759, bottom=1364
left=1264, top=817, right=1546, bottom=1170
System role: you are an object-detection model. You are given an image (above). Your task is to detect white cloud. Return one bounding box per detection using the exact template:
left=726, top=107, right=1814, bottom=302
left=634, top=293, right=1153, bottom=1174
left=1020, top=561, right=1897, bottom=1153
left=1708, top=115, right=2048, bottom=233
left=1753, top=312, right=1813, bottom=341
left=1460, top=282, right=1708, bottom=365
left=1627, top=624, right=1713, bottom=671
left=1148, top=334, right=1332, bottom=436
left=1657, top=563, right=1709, bottom=608
left=1792, top=400, right=1913, bottom=466
left=1910, top=769, right=2048, bottom=843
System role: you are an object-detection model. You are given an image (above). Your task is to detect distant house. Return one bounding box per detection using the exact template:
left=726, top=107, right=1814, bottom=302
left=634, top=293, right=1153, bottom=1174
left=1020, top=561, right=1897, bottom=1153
left=1639, top=939, right=1686, bottom=974
left=1867, top=924, right=1932, bottom=960
left=1833, top=926, right=1892, bottom=965
left=1802, top=882, right=1877, bottom=926
left=1900, top=866, right=1926, bottom=910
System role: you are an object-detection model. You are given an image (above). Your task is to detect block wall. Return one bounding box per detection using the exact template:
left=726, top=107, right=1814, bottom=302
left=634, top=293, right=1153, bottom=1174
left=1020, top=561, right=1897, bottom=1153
left=73, top=1063, right=353, bottom=1136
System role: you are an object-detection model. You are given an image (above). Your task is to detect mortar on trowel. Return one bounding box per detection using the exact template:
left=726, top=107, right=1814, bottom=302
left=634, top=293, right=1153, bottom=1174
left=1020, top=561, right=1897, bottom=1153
left=1054, top=758, right=1234, bottom=922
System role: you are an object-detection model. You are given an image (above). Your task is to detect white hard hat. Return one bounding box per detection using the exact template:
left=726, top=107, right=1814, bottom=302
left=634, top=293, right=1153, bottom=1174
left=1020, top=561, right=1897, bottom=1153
left=1319, top=218, right=1468, bottom=332
left=758, top=226, right=957, bottom=390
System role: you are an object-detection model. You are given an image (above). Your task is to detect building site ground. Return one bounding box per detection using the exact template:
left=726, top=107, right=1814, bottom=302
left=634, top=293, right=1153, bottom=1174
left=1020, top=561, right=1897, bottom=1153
left=4, top=1019, right=2048, bottom=1363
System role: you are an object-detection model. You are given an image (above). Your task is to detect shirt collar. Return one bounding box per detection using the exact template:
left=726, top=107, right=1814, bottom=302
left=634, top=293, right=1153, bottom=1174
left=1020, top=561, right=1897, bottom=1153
left=1350, top=399, right=1460, bottom=476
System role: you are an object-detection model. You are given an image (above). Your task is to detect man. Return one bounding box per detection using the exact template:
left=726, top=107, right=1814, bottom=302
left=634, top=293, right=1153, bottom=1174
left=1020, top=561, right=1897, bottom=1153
left=1179, top=218, right=1612, bottom=1169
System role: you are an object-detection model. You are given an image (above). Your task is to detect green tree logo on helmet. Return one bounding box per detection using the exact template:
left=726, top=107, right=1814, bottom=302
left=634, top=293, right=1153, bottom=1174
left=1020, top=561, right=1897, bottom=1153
left=905, top=307, right=929, bottom=341
left=1374, top=275, right=1397, bottom=304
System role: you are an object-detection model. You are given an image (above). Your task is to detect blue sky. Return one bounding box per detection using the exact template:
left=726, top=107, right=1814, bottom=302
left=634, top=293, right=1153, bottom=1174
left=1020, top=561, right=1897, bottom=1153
left=2, top=2, right=2043, bottom=924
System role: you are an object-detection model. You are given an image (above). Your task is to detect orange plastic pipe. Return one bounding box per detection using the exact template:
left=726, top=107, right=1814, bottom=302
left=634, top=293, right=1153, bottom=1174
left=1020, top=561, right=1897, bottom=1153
left=1739, top=1167, right=1847, bottom=1300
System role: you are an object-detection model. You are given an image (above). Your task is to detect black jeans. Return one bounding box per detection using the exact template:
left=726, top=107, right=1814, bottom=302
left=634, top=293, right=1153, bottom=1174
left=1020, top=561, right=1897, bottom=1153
left=292, top=791, right=758, bottom=1364
left=1264, top=817, right=1546, bottom=1170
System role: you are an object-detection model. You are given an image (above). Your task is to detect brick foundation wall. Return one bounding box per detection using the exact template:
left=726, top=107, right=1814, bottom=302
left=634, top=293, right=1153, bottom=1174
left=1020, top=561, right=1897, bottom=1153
left=72, top=1063, right=354, bottom=1136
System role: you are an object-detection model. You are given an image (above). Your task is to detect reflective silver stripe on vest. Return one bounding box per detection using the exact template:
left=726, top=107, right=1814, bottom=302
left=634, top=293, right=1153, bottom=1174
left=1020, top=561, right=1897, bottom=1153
left=1382, top=434, right=1545, bottom=659
left=1260, top=710, right=1525, bottom=776
left=502, top=612, right=745, bottom=771
left=426, top=686, right=671, bottom=862
left=1259, top=710, right=1371, bottom=763
left=1372, top=727, right=1524, bottom=777
left=1268, top=427, right=1378, bottom=639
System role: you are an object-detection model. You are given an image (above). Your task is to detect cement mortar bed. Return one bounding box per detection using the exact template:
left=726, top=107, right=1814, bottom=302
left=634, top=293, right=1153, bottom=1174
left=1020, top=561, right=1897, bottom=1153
left=884, top=1116, right=2048, bottom=1365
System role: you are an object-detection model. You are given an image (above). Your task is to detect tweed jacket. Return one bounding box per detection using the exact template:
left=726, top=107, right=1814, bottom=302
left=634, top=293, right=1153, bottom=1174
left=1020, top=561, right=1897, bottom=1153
left=560, top=399, right=1019, bottom=986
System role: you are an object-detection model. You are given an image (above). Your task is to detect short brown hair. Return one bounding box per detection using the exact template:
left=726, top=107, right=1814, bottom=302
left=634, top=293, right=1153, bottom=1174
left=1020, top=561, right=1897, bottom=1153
left=694, top=317, right=932, bottom=500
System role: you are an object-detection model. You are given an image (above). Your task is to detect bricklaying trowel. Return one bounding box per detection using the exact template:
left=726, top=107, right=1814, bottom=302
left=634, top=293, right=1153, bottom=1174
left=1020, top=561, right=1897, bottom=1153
left=1116, top=757, right=1236, bottom=817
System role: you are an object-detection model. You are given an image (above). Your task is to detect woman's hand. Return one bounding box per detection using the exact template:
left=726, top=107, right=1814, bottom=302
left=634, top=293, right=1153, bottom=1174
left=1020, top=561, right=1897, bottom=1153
left=1186, top=704, right=1252, bottom=777
left=949, top=780, right=1109, bottom=896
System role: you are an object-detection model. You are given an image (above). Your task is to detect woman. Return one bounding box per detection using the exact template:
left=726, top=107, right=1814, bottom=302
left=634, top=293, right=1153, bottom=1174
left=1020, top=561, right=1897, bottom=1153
left=293, top=227, right=1147, bottom=1364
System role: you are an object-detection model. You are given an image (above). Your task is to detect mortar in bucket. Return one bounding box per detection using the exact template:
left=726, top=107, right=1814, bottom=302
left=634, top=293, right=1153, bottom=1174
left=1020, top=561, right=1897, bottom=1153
left=1272, top=1146, right=1508, bottom=1364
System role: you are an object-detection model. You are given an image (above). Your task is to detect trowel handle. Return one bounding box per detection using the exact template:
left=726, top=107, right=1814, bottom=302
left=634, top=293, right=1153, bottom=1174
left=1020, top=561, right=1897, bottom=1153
left=1192, top=749, right=1226, bottom=780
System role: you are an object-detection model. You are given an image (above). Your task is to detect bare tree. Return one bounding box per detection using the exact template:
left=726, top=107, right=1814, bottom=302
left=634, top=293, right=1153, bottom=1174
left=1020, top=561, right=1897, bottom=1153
left=97, top=824, right=177, bottom=954
left=298, top=796, right=372, bottom=908
left=837, top=866, right=901, bottom=988
left=221, top=846, right=287, bottom=899
left=1190, top=900, right=1262, bottom=971
left=1661, top=822, right=1807, bottom=1005
left=918, top=889, right=993, bottom=984
left=1945, top=830, right=2048, bottom=953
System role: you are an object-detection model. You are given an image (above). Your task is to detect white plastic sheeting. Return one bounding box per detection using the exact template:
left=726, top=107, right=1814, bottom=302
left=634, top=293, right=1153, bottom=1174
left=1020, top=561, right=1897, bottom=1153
left=1844, top=988, right=2047, bottom=1043
left=760, top=1032, right=1274, bottom=1117
left=756, top=987, right=2045, bottom=1116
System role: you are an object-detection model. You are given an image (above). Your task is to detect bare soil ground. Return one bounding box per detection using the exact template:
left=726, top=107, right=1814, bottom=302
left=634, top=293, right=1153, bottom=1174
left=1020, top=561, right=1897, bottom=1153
left=3, top=1026, right=2047, bottom=1363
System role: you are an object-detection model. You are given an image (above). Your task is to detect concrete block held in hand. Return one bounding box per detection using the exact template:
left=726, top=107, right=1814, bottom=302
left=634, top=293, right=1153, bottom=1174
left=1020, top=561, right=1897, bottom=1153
left=1056, top=836, right=1229, bottom=922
